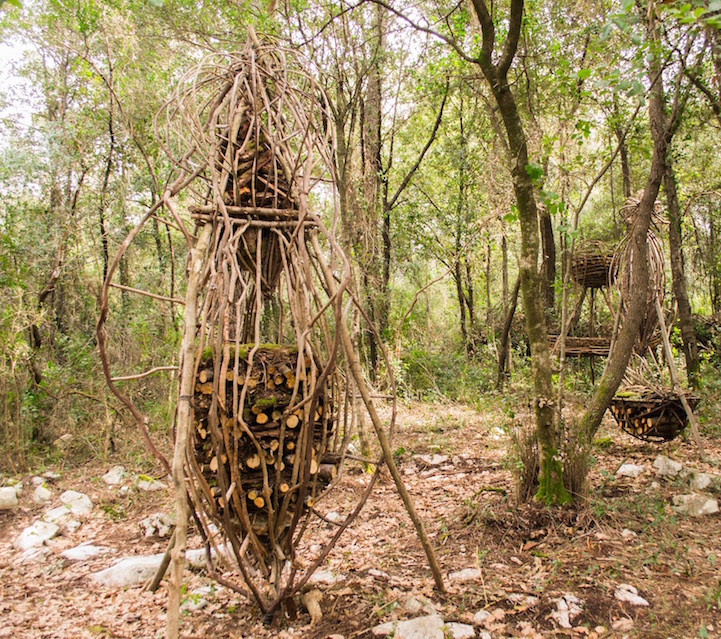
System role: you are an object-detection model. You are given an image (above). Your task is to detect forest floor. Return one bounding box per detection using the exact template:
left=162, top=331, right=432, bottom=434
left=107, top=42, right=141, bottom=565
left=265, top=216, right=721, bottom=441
left=1, top=396, right=720, bottom=639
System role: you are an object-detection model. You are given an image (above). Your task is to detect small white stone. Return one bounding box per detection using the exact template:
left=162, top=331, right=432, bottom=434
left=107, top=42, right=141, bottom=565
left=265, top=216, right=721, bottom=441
left=479, top=633, right=491, bottom=639
left=416, top=454, right=449, bottom=467
left=616, top=463, right=644, bottom=478
left=10, top=480, right=23, bottom=496
left=61, top=543, right=110, bottom=561
left=134, top=475, right=167, bottom=492
left=402, top=595, right=436, bottom=615
left=653, top=455, right=683, bottom=477
left=551, top=594, right=583, bottom=629
left=614, top=584, right=649, bottom=606
left=14, top=521, right=59, bottom=550
left=43, top=505, right=73, bottom=526
left=446, top=622, right=475, bottom=639
left=30, top=476, right=45, bottom=486
left=394, top=615, right=444, bottom=639
left=139, top=512, right=174, bottom=538
left=102, top=466, right=126, bottom=486
left=621, top=529, right=637, bottom=540
left=690, top=473, right=713, bottom=491
left=0, top=486, right=18, bottom=510
left=181, top=586, right=213, bottom=612
left=91, top=554, right=164, bottom=587
left=472, top=610, right=491, bottom=625
left=43, top=471, right=61, bottom=481
left=60, top=490, right=93, bottom=516
left=371, top=621, right=397, bottom=637
left=449, top=568, right=482, bottom=583
left=33, top=484, right=52, bottom=504
left=326, top=511, right=344, bottom=524
left=15, top=546, right=51, bottom=565
left=308, top=568, right=344, bottom=585
left=118, top=485, right=130, bottom=497
left=672, top=493, right=719, bottom=517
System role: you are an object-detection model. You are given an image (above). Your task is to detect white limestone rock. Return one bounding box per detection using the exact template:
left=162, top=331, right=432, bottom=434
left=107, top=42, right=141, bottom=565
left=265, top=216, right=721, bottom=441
left=308, top=568, right=344, bottom=586
left=139, top=512, right=174, bottom=538
left=690, top=472, right=714, bottom=491
left=616, top=463, right=645, bottom=478
left=653, top=455, right=683, bottom=477
left=60, top=490, right=93, bottom=516
left=7, top=479, right=23, bottom=496
left=181, top=585, right=214, bottom=612
left=33, top=484, right=52, bottom=504
left=134, top=475, right=167, bottom=492
left=416, top=454, right=449, bottom=467
left=0, top=486, right=18, bottom=510
left=91, top=554, right=163, bottom=587
left=551, top=594, right=583, bottom=629
left=446, top=622, right=476, bottom=639
left=615, top=584, right=649, bottom=606
left=449, top=568, right=481, bottom=583
left=394, top=615, right=445, bottom=639
left=43, top=505, right=73, bottom=526
left=14, top=521, right=59, bottom=551
left=672, top=493, right=719, bottom=517
left=62, top=542, right=110, bottom=561
left=102, top=466, right=126, bottom=486
left=402, top=595, right=437, bottom=615
left=371, top=621, right=397, bottom=637
left=472, top=610, right=491, bottom=625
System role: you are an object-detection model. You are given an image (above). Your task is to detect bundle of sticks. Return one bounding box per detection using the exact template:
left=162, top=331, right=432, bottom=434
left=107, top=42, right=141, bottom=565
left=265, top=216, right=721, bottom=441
left=191, top=345, right=338, bottom=543
left=609, top=385, right=699, bottom=442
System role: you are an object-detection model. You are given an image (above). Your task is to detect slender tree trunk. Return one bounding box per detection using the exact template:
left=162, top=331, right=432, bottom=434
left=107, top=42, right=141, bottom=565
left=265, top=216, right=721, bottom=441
left=615, top=124, right=633, bottom=199
left=539, top=207, right=556, bottom=309
left=578, top=4, right=673, bottom=442
left=665, top=159, right=700, bottom=386
left=470, top=0, right=568, bottom=503
left=497, top=276, right=521, bottom=389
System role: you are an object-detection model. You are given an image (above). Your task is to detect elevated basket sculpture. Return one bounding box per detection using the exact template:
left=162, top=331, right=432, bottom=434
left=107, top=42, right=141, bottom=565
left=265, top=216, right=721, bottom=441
left=609, top=386, right=700, bottom=442
left=97, top=31, right=443, bottom=627
left=570, top=241, right=617, bottom=290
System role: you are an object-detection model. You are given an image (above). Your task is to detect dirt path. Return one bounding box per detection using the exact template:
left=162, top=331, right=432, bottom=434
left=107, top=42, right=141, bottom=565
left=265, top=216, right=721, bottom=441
left=1, top=400, right=719, bottom=638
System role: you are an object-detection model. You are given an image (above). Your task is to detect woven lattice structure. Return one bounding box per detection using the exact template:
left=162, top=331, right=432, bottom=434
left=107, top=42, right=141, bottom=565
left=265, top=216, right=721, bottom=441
left=610, top=390, right=700, bottom=442
left=161, top=39, right=389, bottom=613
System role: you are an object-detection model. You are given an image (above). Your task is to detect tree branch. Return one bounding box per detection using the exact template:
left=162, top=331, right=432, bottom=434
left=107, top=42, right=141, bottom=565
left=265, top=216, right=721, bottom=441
left=387, top=80, right=449, bottom=211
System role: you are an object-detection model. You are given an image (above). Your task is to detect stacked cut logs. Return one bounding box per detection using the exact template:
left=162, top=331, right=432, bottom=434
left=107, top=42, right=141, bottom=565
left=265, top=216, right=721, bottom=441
left=571, top=250, right=616, bottom=289
left=609, top=386, right=699, bottom=442
left=191, top=345, right=338, bottom=541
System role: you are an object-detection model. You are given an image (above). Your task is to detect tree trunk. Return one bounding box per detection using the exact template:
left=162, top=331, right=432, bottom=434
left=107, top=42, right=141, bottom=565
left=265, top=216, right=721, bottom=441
left=578, top=5, right=673, bottom=442
left=469, top=0, right=568, bottom=504
left=539, top=207, right=556, bottom=309
left=664, top=159, right=700, bottom=386
left=615, top=124, right=633, bottom=199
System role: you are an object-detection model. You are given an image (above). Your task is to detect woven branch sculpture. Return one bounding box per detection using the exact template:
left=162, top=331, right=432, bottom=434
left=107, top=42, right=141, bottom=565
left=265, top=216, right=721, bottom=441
left=99, top=33, right=443, bottom=631
left=163, top=39, right=384, bottom=615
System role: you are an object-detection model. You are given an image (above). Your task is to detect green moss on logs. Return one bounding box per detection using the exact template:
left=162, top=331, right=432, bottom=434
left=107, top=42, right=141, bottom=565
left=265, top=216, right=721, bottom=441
left=200, top=343, right=298, bottom=363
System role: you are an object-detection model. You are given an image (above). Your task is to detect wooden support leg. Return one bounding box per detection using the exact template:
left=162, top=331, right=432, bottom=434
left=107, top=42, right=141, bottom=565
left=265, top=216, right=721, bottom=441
left=167, top=223, right=213, bottom=639
left=654, top=294, right=704, bottom=459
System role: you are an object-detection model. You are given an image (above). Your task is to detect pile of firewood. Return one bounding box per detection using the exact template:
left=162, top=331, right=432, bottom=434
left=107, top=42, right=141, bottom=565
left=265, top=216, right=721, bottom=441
left=191, top=345, right=337, bottom=543
left=609, top=385, right=699, bottom=442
